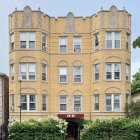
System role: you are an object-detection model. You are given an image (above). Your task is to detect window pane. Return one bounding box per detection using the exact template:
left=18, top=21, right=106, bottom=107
left=11, top=94, right=14, bottom=111
left=20, top=33, right=26, bottom=41
left=59, top=67, right=67, bottom=75
left=94, top=95, right=99, bottom=111
left=95, top=34, right=99, bottom=49
left=29, top=63, right=36, bottom=80
left=21, top=95, right=27, bottom=110
left=74, top=96, right=81, bottom=111
left=94, top=64, right=99, bottom=81
left=106, top=95, right=111, bottom=111
left=74, top=37, right=81, bottom=53
left=20, top=41, right=26, bottom=48
left=114, top=64, right=120, bottom=79
left=126, top=64, right=129, bottom=80
left=29, top=95, right=36, bottom=110
left=106, top=32, right=112, bottom=48
left=42, top=95, right=47, bottom=111
left=60, top=96, right=67, bottom=111
left=42, top=64, right=47, bottom=81
left=29, top=32, right=35, bottom=41
left=114, top=95, right=120, bottom=111
left=106, top=64, right=112, bottom=79
left=29, top=41, right=35, bottom=48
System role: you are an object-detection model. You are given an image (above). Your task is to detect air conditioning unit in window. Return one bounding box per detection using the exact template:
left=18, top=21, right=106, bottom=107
left=74, top=107, right=81, bottom=112
left=42, top=46, right=47, bottom=51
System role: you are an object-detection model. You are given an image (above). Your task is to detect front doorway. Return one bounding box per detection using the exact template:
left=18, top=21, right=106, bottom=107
left=67, top=121, right=78, bottom=140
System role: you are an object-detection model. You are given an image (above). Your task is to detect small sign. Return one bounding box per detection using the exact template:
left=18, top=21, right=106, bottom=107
left=57, top=114, right=84, bottom=119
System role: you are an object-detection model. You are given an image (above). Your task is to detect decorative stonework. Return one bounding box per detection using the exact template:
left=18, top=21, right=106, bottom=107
left=109, top=6, right=118, bottom=28
left=99, top=10, right=104, bottom=28
left=14, top=12, right=18, bottom=28
left=37, top=12, right=42, bottom=28
left=123, top=11, right=127, bottom=28
left=66, top=12, right=75, bottom=33
left=22, top=6, right=32, bottom=28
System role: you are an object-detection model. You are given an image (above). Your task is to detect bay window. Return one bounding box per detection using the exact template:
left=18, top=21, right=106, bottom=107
left=21, top=95, right=36, bottom=111
left=19, top=63, right=36, bottom=81
left=106, top=63, right=121, bottom=80
left=105, top=94, right=121, bottom=111
left=20, top=32, right=36, bottom=49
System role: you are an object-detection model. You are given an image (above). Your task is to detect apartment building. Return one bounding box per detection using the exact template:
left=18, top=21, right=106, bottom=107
left=0, top=73, right=9, bottom=139
left=9, top=5, right=131, bottom=132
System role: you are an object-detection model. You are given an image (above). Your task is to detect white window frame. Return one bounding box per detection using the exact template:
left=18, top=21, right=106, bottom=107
left=105, top=63, right=121, bottom=81
left=73, top=37, right=81, bottom=53
left=20, top=94, right=36, bottom=111
left=19, top=63, right=36, bottom=81
left=20, top=32, right=36, bottom=49
left=11, top=94, right=14, bottom=111
left=10, top=33, right=14, bottom=50
left=10, top=63, right=14, bottom=81
left=94, top=94, right=99, bottom=111
left=42, top=64, right=47, bottom=82
left=42, top=95, right=47, bottom=111
left=105, top=94, right=121, bottom=112
left=59, top=67, right=68, bottom=83
left=106, top=32, right=121, bottom=49
left=73, top=66, right=82, bottom=83
left=94, top=64, right=99, bottom=81
left=42, top=33, right=47, bottom=51
left=94, top=33, right=99, bottom=50
left=59, top=96, right=67, bottom=112
left=59, top=37, right=67, bottom=53
left=73, top=96, right=82, bottom=112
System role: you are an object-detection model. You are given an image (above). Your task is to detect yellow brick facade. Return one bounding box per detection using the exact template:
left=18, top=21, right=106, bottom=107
left=9, top=6, right=131, bottom=121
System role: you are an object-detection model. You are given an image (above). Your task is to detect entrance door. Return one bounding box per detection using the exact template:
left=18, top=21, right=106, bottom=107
left=67, top=121, right=78, bottom=140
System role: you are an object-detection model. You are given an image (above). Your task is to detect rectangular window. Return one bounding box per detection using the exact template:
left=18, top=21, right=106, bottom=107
left=42, top=64, right=47, bottom=81
left=42, top=34, right=47, bottom=51
left=10, top=64, right=14, bottom=80
left=106, top=32, right=112, bottom=48
left=21, top=95, right=36, bottom=111
left=21, top=95, right=27, bottom=111
left=115, top=32, right=120, bottom=48
left=20, top=32, right=36, bottom=49
left=11, top=94, right=14, bottom=111
left=114, top=63, right=121, bottom=80
left=20, top=63, right=36, bottom=81
left=106, top=63, right=121, bottom=80
left=106, top=64, right=112, bottom=80
left=59, top=67, right=67, bottom=83
left=73, top=67, right=82, bottom=83
left=126, top=34, right=130, bottom=50
left=94, top=94, right=99, bottom=111
left=60, top=37, right=67, bottom=53
left=94, top=33, right=99, bottom=50
left=73, top=37, right=81, bottom=53
left=94, top=64, right=99, bottom=81
left=126, top=64, right=129, bottom=81
left=105, top=94, right=121, bottom=111
left=106, top=32, right=120, bottom=49
left=74, top=96, right=82, bottom=112
left=29, top=95, right=36, bottom=111
left=10, top=34, right=14, bottom=50
left=60, top=96, right=67, bottom=111
left=42, top=95, right=47, bottom=111
left=28, top=63, right=36, bottom=80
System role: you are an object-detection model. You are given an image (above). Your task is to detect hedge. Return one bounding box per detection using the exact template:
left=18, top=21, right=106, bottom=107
left=81, top=118, right=140, bottom=140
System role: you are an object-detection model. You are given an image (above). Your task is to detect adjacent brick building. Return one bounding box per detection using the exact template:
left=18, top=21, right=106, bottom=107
left=9, top=5, right=131, bottom=122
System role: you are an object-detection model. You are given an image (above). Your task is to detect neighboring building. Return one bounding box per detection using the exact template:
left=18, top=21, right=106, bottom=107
left=0, top=73, right=9, bottom=125
left=0, top=73, right=9, bottom=139
left=131, top=90, right=140, bottom=102
left=9, top=5, right=131, bottom=139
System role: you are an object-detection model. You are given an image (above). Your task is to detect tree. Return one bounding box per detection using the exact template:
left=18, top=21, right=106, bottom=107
left=133, top=36, right=140, bottom=48
left=131, top=68, right=140, bottom=93
left=125, top=101, right=140, bottom=118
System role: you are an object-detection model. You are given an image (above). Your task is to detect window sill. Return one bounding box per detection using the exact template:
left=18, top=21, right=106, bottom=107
left=21, top=80, right=37, bottom=82
left=73, top=82, right=83, bottom=84
left=93, top=80, right=100, bottom=83
left=59, top=111, right=68, bottom=112
left=58, top=82, right=68, bottom=84
left=105, top=80, right=122, bottom=82
left=42, top=80, right=48, bottom=83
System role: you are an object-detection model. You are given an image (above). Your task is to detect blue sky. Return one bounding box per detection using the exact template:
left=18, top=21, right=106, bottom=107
left=0, top=0, right=140, bottom=77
